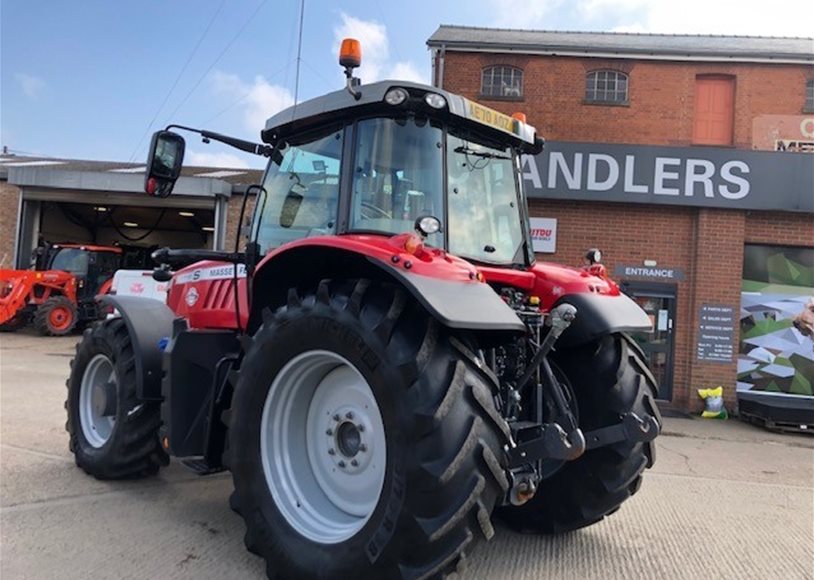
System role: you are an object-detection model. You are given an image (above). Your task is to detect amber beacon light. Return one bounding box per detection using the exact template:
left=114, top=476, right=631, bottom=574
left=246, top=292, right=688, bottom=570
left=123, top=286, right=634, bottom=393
left=339, top=38, right=362, bottom=69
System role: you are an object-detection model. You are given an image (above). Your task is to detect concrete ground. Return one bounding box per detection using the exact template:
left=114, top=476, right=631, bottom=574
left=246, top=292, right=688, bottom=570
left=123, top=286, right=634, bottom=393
left=1, top=330, right=812, bottom=580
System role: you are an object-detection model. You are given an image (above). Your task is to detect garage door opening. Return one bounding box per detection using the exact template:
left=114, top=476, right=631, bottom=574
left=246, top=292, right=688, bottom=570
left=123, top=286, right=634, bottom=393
left=27, top=201, right=216, bottom=268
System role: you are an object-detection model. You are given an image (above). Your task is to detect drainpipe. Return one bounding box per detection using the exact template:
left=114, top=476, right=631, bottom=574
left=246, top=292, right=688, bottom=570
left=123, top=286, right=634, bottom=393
left=437, top=44, right=446, bottom=89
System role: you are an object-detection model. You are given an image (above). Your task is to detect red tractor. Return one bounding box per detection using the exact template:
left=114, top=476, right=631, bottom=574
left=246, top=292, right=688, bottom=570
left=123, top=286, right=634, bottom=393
left=65, top=40, right=660, bottom=579
left=0, top=244, right=121, bottom=335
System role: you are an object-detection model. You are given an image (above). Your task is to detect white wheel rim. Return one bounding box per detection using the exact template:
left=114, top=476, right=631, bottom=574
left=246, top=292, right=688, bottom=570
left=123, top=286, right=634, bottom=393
left=260, top=350, right=387, bottom=544
left=79, top=354, right=117, bottom=448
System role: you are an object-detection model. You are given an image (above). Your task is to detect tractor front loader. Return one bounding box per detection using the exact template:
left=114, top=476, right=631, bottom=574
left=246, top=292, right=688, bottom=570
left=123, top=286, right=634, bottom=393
left=65, top=38, right=660, bottom=580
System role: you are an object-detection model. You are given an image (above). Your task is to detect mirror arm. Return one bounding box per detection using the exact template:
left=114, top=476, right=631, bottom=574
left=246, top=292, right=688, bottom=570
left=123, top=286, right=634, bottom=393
left=166, top=124, right=274, bottom=157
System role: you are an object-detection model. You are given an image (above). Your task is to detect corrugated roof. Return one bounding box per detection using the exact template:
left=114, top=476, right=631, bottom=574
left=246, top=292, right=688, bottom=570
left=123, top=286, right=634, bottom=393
left=427, top=26, right=814, bottom=63
left=0, top=154, right=264, bottom=185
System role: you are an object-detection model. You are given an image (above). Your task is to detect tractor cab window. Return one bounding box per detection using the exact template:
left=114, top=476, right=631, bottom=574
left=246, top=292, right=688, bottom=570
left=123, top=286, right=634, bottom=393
left=50, top=248, right=90, bottom=275
left=349, top=117, right=444, bottom=245
left=447, top=133, right=524, bottom=265
left=254, top=126, right=343, bottom=253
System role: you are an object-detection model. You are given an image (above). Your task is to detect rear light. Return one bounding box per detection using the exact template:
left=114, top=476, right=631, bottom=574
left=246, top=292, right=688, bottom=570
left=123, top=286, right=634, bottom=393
left=404, top=234, right=423, bottom=255
left=385, top=88, right=408, bottom=105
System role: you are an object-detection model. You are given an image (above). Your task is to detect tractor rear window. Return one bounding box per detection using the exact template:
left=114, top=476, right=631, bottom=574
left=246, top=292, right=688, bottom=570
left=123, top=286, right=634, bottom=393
left=349, top=117, right=444, bottom=245
left=254, top=127, right=343, bottom=252
left=50, top=248, right=90, bottom=275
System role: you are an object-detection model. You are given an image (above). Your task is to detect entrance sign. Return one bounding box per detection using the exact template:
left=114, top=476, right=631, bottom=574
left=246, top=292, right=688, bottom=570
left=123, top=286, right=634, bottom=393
left=529, top=217, right=557, bottom=253
left=614, top=264, right=685, bottom=281
left=521, top=141, right=814, bottom=212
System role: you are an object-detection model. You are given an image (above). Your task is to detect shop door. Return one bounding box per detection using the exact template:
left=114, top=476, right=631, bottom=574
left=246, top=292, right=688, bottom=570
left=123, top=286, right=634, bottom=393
left=621, top=282, right=677, bottom=401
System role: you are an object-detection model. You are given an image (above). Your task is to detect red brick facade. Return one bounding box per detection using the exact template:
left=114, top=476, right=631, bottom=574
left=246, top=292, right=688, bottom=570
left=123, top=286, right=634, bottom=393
left=440, top=48, right=814, bottom=413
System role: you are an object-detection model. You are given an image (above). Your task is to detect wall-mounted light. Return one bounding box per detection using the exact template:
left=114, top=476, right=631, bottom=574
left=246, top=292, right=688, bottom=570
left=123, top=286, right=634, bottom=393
left=95, top=206, right=107, bottom=212
left=124, top=222, right=139, bottom=227
left=179, top=211, right=194, bottom=217
left=644, top=259, right=658, bottom=267
left=202, top=226, right=215, bottom=232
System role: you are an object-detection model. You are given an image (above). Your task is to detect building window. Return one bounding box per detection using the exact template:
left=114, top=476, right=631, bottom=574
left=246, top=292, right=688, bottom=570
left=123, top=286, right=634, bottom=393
left=805, top=80, right=814, bottom=112
left=481, top=66, right=523, bottom=99
left=585, top=70, right=629, bottom=104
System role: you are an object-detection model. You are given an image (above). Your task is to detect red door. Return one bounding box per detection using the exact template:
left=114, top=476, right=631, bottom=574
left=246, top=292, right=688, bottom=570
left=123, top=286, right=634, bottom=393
left=693, top=76, right=735, bottom=146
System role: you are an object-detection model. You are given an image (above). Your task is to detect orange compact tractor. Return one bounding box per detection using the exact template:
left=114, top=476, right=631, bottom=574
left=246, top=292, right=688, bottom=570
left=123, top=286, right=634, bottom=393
left=0, top=244, right=122, bottom=335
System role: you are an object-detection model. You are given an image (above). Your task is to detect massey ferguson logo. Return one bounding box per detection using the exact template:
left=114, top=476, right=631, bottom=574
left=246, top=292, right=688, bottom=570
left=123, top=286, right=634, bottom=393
left=185, top=287, right=199, bottom=307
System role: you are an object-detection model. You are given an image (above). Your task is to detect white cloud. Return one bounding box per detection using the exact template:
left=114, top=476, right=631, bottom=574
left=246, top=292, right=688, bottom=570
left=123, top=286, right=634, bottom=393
left=211, top=71, right=294, bottom=133
left=490, top=0, right=567, bottom=28
left=579, top=0, right=814, bottom=36
left=15, top=73, right=45, bottom=99
left=390, top=62, right=426, bottom=84
left=332, top=13, right=428, bottom=84
left=187, top=150, right=249, bottom=169
left=486, top=0, right=812, bottom=36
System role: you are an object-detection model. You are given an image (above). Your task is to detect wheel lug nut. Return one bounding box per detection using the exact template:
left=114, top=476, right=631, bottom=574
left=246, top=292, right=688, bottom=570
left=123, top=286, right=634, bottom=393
left=359, top=444, right=367, bottom=452
left=333, top=414, right=340, bottom=421
left=326, top=428, right=333, bottom=436
left=328, top=448, right=336, bottom=455
left=351, top=459, right=359, bottom=467
left=345, top=411, right=354, bottom=420
left=338, top=460, right=346, bottom=468
left=357, top=424, right=365, bottom=432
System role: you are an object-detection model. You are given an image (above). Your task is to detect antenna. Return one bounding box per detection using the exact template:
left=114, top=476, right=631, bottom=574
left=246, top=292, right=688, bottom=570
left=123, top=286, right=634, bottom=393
left=293, top=0, right=306, bottom=106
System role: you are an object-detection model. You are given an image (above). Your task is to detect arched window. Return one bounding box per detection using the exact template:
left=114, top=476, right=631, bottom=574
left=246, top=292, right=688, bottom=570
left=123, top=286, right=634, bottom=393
left=585, top=70, right=629, bottom=104
left=805, top=79, right=814, bottom=112
left=481, top=66, right=523, bottom=99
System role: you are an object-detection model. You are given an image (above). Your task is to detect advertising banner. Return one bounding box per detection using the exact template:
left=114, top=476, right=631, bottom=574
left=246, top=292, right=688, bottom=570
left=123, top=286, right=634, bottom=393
left=738, top=245, right=814, bottom=399
left=529, top=217, right=557, bottom=253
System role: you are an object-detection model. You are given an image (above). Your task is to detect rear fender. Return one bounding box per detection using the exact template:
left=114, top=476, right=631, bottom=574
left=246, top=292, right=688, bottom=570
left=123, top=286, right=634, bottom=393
left=554, top=292, right=652, bottom=348
left=249, top=238, right=525, bottom=336
left=98, top=295, right=175, bottom=401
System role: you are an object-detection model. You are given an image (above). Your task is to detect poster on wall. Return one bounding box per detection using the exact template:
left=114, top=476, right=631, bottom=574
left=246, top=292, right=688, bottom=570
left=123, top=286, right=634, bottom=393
left=529, top=217, right=557, bottom=253
left=738, top=245, right=814, bottom=400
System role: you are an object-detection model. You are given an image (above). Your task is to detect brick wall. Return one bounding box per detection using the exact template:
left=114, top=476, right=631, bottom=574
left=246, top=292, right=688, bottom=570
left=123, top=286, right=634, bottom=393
left=440, top=52, right=814, bottom=148
left=0, top=181, right=21, bottom=268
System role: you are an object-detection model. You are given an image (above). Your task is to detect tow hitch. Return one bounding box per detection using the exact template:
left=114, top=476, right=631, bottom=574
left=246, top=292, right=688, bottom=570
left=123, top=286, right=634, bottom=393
left=506, top=303, right=661, bottom=469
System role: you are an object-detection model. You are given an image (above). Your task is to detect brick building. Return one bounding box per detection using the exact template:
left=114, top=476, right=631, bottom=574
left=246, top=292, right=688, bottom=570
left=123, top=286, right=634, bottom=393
left=429, top=27, right=814, bottom=416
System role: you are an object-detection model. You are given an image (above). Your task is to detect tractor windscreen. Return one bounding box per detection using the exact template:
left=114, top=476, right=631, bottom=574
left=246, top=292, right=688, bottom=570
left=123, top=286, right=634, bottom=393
left=254, top=125, right=343, bottom=252
left=49, top=248, right=90, bottom=275
left=447, top=133, right=525, bottom=266
left=349, top=117, right=444, bottom=246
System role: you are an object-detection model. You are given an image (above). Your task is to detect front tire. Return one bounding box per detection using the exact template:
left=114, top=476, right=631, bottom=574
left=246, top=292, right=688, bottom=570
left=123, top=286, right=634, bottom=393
left=35, top=295, right=77, bottom=336
left=225, top=280, right=511, bottom=580
left=66, top=319, right=168, bottom=479
left=499, top=333, right=660, bottom=533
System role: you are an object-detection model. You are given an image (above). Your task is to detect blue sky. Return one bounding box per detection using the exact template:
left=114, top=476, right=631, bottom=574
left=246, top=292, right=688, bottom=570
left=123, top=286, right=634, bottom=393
left=2, top=0, right=811, bottom=168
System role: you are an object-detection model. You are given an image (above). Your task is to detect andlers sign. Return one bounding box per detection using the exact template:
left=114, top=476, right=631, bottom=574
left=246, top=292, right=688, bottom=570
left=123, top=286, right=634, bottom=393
left=522, top=141, right=814, bottom=212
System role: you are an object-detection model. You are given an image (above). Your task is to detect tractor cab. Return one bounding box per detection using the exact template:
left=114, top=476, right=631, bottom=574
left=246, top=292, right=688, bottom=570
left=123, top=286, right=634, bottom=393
left=43, top=244, right=122, bottom=300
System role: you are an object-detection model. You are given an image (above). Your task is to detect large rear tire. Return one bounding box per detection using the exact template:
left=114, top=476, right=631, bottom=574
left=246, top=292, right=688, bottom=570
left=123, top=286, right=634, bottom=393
left=0, top=312, right=28, bottom=332
left=65, top=318, right=168, bottom=479
left=499, top=333, right=659, bottom=533
left=34, top=296, right=77, bottom=336
left=225, top=280, right=511, bottom=580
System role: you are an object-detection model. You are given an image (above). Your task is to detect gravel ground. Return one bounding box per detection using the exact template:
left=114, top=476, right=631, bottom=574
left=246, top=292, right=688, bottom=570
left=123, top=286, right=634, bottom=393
left=2, top=330, right=812, bottom=579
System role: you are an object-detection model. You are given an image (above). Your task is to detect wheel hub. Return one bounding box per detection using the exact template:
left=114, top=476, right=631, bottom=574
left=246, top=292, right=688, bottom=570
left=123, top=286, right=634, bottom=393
left=324, top=407, right=375, bottom=475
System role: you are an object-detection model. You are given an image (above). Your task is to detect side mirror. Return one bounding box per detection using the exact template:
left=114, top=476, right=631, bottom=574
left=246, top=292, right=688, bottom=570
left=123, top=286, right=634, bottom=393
left=279, top=189, right=304, bottom=228
left=145, top=130, right=186, bottom=197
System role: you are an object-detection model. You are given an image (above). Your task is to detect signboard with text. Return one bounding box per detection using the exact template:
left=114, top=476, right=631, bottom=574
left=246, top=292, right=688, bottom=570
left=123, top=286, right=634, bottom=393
left=529, top=217, right=557, bottom=253
left=614, top=264, right=685, bottom=281
left=521, top=141, right=814, bottom=212
left=697, top=304, right=736, bottom=363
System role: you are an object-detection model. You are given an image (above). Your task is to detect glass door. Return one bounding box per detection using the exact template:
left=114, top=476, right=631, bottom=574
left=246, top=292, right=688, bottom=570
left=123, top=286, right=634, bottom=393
left=621, top=282, right=677, bottom=401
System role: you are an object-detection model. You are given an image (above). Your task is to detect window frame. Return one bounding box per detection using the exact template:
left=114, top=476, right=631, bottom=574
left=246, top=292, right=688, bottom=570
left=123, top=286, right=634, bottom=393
left=480, top=65, right=524, bottom=101
left=804, top=79, right=814, bottom=113
left=584, top=70, right=630, bottom=106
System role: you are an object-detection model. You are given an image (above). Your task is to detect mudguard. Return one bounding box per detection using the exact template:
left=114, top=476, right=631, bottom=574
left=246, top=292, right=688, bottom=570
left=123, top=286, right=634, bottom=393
left=98, top=295, right=175, bottom=401
left=554, top=292, right=652, bottom=347
left=380, top=261, right=525, bottom=332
